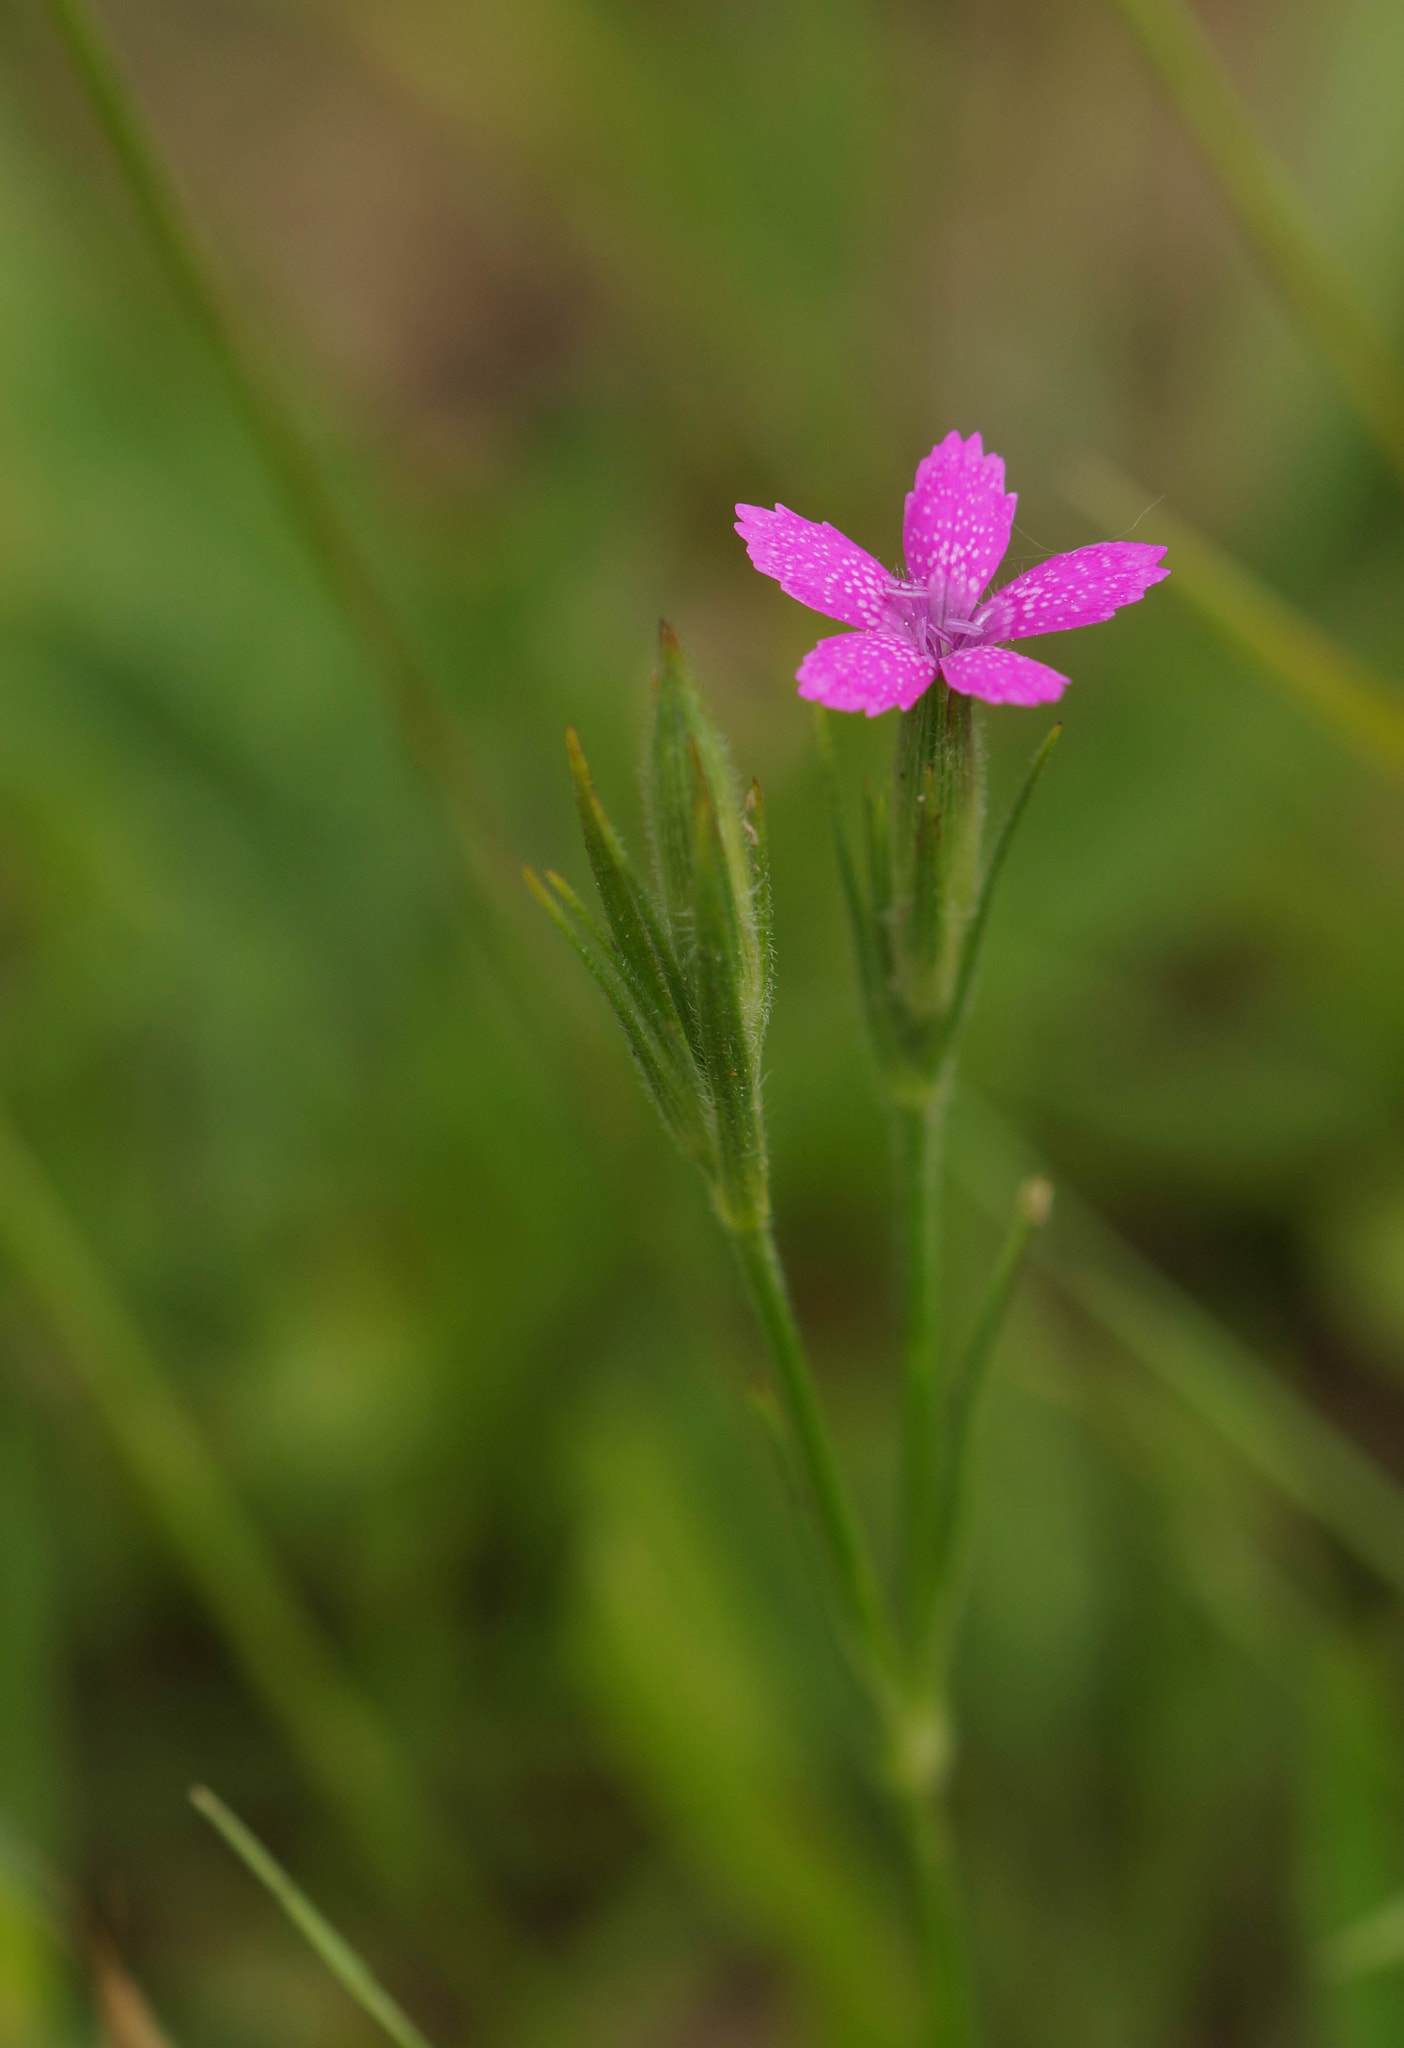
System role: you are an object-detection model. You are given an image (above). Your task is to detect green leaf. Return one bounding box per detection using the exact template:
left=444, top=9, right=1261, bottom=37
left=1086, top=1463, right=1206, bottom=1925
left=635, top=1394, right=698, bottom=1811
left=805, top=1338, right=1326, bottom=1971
left=914, top=1176, right=1053, bottom=1671
left=742, top=780, right=775, bottom=1022
left=928, top=722, right=1061, bottom=1075
left=647, top=627, right=764, bottom=1022
left=526, top=869, right=712, bottom=1167
left=689, top=765, right=768, bottom=1228
left=565, top=727, right=697, bottom=1059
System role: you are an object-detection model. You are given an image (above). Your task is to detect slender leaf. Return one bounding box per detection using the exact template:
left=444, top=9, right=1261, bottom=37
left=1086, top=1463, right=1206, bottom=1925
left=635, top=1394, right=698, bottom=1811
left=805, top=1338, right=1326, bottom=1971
left=525, top=870, right=711, bottom=1164
left=565, top=730, right=695, bottom=1054
left=742, top=781, right=775, bottom=1022
left=191, top=1789, right=436, bottom=2048
left=929, top=724, right=1061, bottom=1074
left=689, top=774, right=767, bottom=1227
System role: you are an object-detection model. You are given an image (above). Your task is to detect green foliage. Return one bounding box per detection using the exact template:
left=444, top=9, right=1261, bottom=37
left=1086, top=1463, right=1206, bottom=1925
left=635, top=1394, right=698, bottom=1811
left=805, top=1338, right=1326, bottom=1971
left=1, top=0, right=1404, bottom=2041
left=534, top=629, right=772, bottom=1229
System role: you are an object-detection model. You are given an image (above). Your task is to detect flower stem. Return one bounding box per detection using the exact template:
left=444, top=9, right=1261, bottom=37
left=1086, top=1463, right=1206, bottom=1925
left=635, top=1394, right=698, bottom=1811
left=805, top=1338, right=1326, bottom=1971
left=895, top=1081, right=950, bottom=1656
left=896, top=1779, right=976, bottom=2048
left=727, top=1220, right=891, bottom=1681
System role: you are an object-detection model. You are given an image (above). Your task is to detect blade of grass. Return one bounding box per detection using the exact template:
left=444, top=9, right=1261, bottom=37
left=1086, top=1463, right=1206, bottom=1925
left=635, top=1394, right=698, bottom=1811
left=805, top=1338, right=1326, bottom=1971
left=37, top=0, right=525, bottom=986
left=959, top=1098, right=1404, bottom=1601
left=191, top=1789, right=436, bottom=2048
left=912, top=1176, right=1053, bottom=1680
left=0, top=1100, right=499, bottom=1938
left=930, top=723, right=1061, bottom=1069
left=1106, top=0, right=1404, bottom=489
left=1066, top=457, right=1404, bottom=784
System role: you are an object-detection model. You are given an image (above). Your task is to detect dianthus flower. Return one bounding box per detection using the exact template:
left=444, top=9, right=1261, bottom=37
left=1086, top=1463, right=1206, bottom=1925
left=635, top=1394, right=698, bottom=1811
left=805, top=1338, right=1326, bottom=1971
left=736, top=431, right=1168, bottom=713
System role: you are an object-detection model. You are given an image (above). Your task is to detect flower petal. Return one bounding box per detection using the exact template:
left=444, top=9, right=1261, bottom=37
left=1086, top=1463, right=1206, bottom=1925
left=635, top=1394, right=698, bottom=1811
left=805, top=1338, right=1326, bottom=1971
left=940, top=645, right=1068, bottom=706
left=797, top=631, right=935, bottom=716
left=735, top=504, right=895, bottom=629
left=903, top=431, right=1017, bottom=613
left=973, top=541, right=1169, bottom=643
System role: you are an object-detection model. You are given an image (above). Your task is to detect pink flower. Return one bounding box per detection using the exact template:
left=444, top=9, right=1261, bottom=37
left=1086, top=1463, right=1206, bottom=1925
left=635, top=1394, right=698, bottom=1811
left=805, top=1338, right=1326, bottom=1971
left=736, top=432, right=1168, bottom=714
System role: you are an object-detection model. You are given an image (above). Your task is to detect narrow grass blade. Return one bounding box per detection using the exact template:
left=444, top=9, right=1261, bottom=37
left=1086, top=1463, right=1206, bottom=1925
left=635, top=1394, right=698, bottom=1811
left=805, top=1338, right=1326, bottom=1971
left=933, top=724, right=1061, bottom=1067
left=960, top=1098, right=1404, bottom=1602
left=913, top=1178, right=1053, bottom=1672
left=191, top=1789, right=435, bottom=2048
left=0, top=1104, right=487, bottom=1926
left=37, top=0, right=525, bottom=990
left=1068, top=457, right=1404, bottom=782
left=1107, top=0, right=1404, bottom=488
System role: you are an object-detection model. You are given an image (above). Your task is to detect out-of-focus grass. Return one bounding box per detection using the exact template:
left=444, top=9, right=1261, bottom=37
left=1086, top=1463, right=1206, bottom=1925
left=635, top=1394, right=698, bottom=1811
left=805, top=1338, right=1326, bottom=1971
left=1, top=0, right=1404, bottom=2044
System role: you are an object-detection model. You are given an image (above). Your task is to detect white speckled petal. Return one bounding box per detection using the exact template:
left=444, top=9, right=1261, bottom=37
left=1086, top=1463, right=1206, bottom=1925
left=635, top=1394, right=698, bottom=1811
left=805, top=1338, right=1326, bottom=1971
left=902, top=432, right=1017, bottom=612
left=735, top=504, right=896, bottom=629
left=973, top=542, right=1169, bottom=643
left=796, top=631, right=935, bottom=716
left=940, top=644, right=1068, bottom=706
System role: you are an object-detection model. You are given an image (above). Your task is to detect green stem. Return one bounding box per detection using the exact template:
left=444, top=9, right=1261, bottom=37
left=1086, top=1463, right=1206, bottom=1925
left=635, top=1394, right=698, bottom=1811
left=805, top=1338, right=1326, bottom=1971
left=895, top=1083, right=950, bottom=1654
left=39, top=0, right=519, bottom=979
left=728, top=1220, right=891, bottom=1682
left=895, top=1782, right=975, bottom=2048
left=0, top=1102, right=503, bottom=1949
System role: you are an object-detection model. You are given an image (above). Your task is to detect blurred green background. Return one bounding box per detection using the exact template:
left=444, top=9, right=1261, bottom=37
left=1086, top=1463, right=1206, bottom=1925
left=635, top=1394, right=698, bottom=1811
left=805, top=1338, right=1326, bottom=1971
left=2, top=0, right=1404, bottom=2042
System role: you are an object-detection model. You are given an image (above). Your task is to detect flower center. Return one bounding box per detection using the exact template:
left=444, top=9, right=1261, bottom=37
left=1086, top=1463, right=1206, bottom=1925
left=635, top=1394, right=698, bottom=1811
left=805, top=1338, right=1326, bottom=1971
left=882, top=578, right=984, bottom=660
